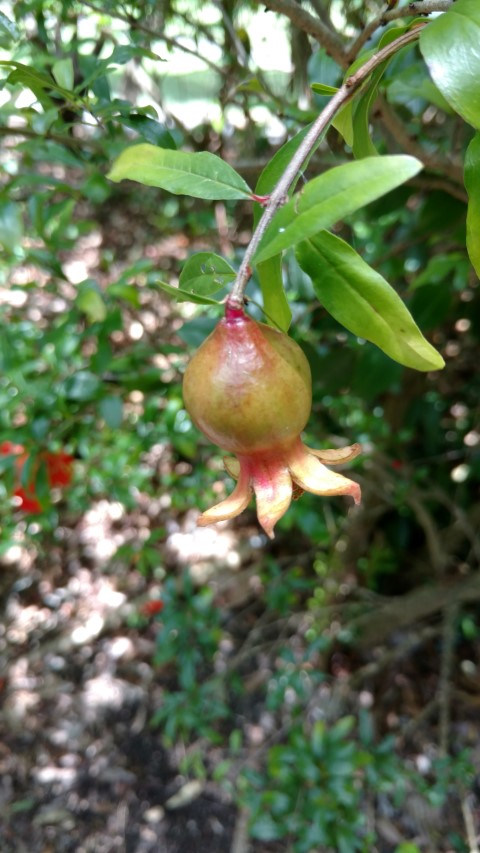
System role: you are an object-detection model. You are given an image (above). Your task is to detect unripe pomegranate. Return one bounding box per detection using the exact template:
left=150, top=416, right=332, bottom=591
left=183, top=305, right=311, bottom=454
left=183, top=304, right=360, bottom=538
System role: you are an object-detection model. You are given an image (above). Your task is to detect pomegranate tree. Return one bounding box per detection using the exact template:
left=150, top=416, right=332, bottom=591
left=183, top=304, right=360, bottom=538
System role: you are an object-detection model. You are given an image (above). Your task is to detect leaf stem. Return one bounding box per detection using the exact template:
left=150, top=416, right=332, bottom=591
left=229, top=25, right=424, bottom=309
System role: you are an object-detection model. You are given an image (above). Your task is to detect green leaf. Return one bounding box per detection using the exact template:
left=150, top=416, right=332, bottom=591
left=1, top=60, right=72, bottom=101
left=0, top=200, right=23, bottom=252
left=179, top=252, right=236, bottom=298
left=410, top=252, right=466, bottom=290
left=256, top=256, right=291, bottom=332
left=154, top=279, right=221, bottom=306
left=352, top=85, right=380, bottom=158
left=409, top=283, right=452, bottom=331
left=254, top=155, right=422, bottom=264
left=78, top=45, right=159, bottom=93
left=250, top=814, right=280, bottom=841
left=332, top=102, right=354, bottom=147
left=107, top=144, right=252, bottom=200
left=76, top=283, right=107, bottom=323
left=52, top=58, right=74, bottom=92
left=115, top=114, right=176, bottom=148
left=254, top=126, right=312, bottom=213
left=296, top=230, right=445, bottom=371
left=311, top=82, right=338, bottom=96
left=107, top=44, right=158, bottom=66
left=388, top=65, right=453, bottom=114
left=63, top=371, right=101, bottom=402
left=352, top=57, right=391, bottom=157
left=108, top=282, right=141, bottom=308
left=464, top=132, right=480, bottom=277
left=235, top=76, right=265, bottom=94
left=253, top=134, right=311, bottom=331
left=0, top=11, right=20, bottom=45
left=99, top=396, right=123, bottom=429
left=352, top=25, right=411, bottom=159
left=420, top=0, right=480, bottom=129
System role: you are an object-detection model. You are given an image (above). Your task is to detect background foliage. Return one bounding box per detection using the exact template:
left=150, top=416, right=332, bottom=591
left=0, top=1, right=479, bottom=851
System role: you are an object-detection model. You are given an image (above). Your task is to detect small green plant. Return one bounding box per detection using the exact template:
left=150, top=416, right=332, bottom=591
left=239, top=710, right=410, bottom=853
left=150, top=572, right=231, bottom=744
left=241, top=716, right=370, bottom=852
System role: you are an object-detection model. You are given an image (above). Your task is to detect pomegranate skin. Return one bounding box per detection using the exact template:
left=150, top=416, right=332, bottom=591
left=182, top=311, right=312, bottom=455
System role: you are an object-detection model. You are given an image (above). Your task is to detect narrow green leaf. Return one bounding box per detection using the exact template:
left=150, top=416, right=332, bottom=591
left=410, top=252, right=466, bottom=290
left=52, top=57, right=74, bottom=92
left=76, top=283, right=107, bottom=323
left=154, top=279, right=221, bottom=305
left=108, top=44, right=158, bottom=65
left=253, top=133, right=310, bottom=331
left=108, top=282, right=141, bottom=307
left=254, top=155, right=422, bottom=264
left=63, top=371, right=101, bottom=401
left=256, top=256, right=292, bottom=332
left=352, top=88, right=380, bottom=158
left=464, top=132, right=480, bottom=277
left=235, top=76, right=265, bottom=94
left=0, top=11, right=20, bottom=44
left=388, top=66, right=453, bottom=114
left=0, top=60, right=73, bottom=100
left=115, top=114, right=176, bottom=148
left=296, top=230, right=445, bottom=371
left=99, top=396, right=123, bottom=429
left=352, top=58, right=391, bottom=158
left=107, top=144, right=252, bottom=200
left=78, top=45, right=160, bottom=93
left=179, top=252, right=235, bottom=298
left=332, top=102, right=353, bottom=147
left=0, top=200, right=23, bottom=252
left=311, top=83, right=338, bottom=96
left=352, top=25, right=411, bottom=159
left=420, top=0, right=480, bottom=129
left=254, top=125, right=312, bottom=213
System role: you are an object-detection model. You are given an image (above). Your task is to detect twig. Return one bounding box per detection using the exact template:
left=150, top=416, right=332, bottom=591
left=438, top=601, right=458, bottom=756
left=410, top=175, right=468, bottom=203
left=0, top=124, right=100, bottom=151
left=213, top=0, right=249, bottom=68
left=229, top=25, right=424, bottom=307
left=347, top=0, right=454, bottom=61
left=429, top=488, right=480, bottom=564
left=349, top=571, right=480, bottom=650
left=349, top=625, right=440, bottom=689
left=461, top=795, right=480, bottom=853
left=406, top=492, right=447, bottom=576
left=79, top=0, right=227, bottom=77
left=230, top=807, right=251, bottom=853
left=401, top=696, right=439, bottom=740
left=376, top=94, right=465, bottom=185
left=256, top=0, right=347, bottom=68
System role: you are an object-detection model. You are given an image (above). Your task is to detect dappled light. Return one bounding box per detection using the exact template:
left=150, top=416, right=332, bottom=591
left=1, top=1, right=480, bottom=851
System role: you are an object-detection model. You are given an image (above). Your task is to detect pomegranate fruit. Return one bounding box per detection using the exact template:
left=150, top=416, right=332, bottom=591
left=183, top=305, right=360, bottom=538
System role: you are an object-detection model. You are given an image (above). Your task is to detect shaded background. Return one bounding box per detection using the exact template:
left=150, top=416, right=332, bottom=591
left=0, top=1, right=479, bottom=851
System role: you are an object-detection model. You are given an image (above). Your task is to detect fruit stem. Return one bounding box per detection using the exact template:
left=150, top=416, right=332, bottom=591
left=225, top=298, right=246, bottom=323
left=229, top=25, right=424, bottom=305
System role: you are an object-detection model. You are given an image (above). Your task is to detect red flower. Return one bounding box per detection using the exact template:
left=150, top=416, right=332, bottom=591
left=0, top=442, right=74, bottom=513
left=140, top=599, right=164, bottom=617
left=44, top=451, right=75, bottom=487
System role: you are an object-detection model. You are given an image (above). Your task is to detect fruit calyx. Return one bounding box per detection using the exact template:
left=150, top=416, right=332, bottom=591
left=182, top=304, right=360, bottom=537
